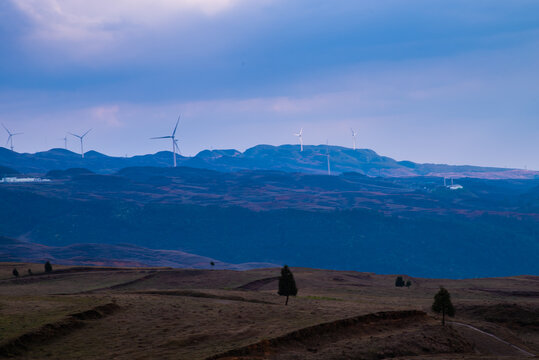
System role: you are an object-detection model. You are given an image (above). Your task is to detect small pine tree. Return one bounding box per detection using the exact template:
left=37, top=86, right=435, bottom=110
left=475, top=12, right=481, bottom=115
left=432, top=287, right=455, bottom=326
left=28, top=269, right=33, bottom=276
left=12, top=268, right=19, bottom=277
left=395, top=276, right=405, bottom=287
left=210, top=261, right=215, bottom=267
left=44, top=261, right=53, bottom=273
left=278, top=265, right=298, bottom=305
left=405, top=280, right=412, bottom=288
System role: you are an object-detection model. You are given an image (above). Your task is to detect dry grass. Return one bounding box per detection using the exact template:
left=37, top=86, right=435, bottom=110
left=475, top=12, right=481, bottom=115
left=0, top=264, right=537, bottom=359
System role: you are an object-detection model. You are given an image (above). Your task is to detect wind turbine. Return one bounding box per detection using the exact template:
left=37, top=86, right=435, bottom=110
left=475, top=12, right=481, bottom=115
left=2, top=124, right=22, bottom=152
left=325, top=140, right=331, bottom=176
left=350, top=128, right=358, bottom=150
left=151, top=115, right=181, bottom=167
left=69, top=129, right=92, bottom=158
left=294, top=128, right=304, bottom=152
left=59, top=136, right=68, bottom=150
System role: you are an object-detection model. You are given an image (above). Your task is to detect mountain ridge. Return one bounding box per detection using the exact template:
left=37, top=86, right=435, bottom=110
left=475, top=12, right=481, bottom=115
left=1, top=145, right=536, bottom=179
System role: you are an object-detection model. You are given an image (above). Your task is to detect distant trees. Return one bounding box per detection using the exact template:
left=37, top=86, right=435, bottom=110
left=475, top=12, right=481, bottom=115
left=278, top=265, right=298, bottom=305
left=44, top=261, right=53, bottom=273
left=395, top=276, right=412, bottom=288
left=12, top=268, right=19, bottom=277
left=432, top=287, right=455, bottom=326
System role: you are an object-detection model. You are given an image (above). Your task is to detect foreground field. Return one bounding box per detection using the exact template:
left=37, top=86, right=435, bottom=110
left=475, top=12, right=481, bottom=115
left=0, top=264, right=537, bottom=359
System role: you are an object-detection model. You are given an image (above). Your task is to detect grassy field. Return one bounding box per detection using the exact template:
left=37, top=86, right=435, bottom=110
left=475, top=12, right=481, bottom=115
left=0, top=264, right=537, bottom=359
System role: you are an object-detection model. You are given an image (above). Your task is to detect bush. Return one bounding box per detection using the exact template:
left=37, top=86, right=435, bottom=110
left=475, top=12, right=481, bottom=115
left=405, top=280, right=412, bottom=288
left=395, top=276, right=405, bottom=287
left=44, top=261, right=53, bottom=273
left=12, top=268, right=19, bottom=277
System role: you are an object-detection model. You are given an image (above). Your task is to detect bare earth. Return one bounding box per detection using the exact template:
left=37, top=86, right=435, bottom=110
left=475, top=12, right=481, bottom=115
left=0, top=263, right=537, bottom=359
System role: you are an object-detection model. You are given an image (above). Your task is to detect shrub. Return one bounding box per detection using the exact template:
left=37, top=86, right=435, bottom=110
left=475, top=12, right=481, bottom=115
left=395, top=276, right=405, bottom=287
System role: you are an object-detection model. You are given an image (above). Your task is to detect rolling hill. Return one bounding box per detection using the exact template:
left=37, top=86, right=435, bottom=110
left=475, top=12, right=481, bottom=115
left=1, top=145, right=536, bottom=179
left=0, top=166, right=537, bottom=278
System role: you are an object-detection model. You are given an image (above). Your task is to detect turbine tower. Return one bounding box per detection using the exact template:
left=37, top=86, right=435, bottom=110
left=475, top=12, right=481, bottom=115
left=326, top=140, right=331, bottom=176
left=2, top=124, right=22, bottom=152
left=294, top=128, right=304, bottom=152
left=350, top=128, right=358, bottom=150
left=69, top=129, right=92, bottom=158
left=60, top=136, right=68, bottom=150
left=151, top=114, right=181, bottom=167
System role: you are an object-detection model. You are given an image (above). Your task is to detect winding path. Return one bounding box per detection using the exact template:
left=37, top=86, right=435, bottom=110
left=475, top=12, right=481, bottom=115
left=449, top=321, right=535, bottom=357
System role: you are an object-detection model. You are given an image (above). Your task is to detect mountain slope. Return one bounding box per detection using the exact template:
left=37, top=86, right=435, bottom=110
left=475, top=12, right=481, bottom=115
left=0, top=167, right=537, bottom=278
left=0, top=237, right=275, bottom=270
left=1, top=145, right=536, bottom=179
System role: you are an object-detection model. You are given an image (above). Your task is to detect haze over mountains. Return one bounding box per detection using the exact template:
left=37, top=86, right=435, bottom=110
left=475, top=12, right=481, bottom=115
left=1, top=145, right=537, bottom=179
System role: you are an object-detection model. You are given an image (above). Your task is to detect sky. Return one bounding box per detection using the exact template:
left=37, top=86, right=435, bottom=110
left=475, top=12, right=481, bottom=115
left=0, top=0, right=538, bottom=169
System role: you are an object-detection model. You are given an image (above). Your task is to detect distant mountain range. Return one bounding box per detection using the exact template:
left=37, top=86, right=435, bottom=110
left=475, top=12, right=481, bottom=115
left=1, top=145, right=536, bottom=179
left=0, top=236, right=275, bottom=270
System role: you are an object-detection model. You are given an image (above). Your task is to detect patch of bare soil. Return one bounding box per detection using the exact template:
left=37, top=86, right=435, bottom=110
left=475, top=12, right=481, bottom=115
left=207, top=310, right=473, bottom=360
left=0, top=302, right=120, bottom=357
left=470, top=288, right=539, bottom=297
left=458, top=303, right=539, bottom=330
left=236, top=277, right=279, bottom=291
left=131, top=290, right=276, bottom=304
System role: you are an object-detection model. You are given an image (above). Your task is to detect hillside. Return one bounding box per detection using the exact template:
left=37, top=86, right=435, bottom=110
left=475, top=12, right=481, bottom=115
left=0, top=167, right=537, bottom=278
left=1, top=145, right=537, bottom=179
left=0, top=265, right=537, bottom=359
left=0, top=237, right=275, bottom=270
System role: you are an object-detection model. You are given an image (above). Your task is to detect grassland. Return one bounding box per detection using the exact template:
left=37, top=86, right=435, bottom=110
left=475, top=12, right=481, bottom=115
left=0, top=264, right=537, bottom=359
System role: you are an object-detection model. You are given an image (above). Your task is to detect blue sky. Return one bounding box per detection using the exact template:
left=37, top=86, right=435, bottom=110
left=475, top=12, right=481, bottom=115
left=1, top=0, right=538, bottom=169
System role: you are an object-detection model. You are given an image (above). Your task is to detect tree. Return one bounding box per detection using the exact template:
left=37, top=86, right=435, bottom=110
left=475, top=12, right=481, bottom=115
left=395, top=276, right=405, bottom=287
left=44, top=261, right=53, bottom=273
left=405, top=280, right=412, bottom=288
left=28, top=269, right=33, bottom=276
left=278, top=265, right=298, bottom=305
left=432, top=287, right=455, bottom=326
left=210, top=261, right=215, bottom=268
left=12, top=268, right=19, bottom=277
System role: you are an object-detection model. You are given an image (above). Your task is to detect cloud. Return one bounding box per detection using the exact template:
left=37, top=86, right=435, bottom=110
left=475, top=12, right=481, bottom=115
left=10, top=0, right=243, bottom=55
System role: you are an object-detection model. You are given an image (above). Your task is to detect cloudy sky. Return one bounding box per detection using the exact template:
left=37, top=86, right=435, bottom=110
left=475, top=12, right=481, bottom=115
left=1, top=0, right=538, bottom=169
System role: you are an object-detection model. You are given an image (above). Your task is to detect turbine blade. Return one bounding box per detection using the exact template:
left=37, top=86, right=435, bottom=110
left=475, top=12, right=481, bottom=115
left=172, top=115, right=180, bottom=136
left=1, top=123, right=9, bottom=134
left=150, top=136, right=172, bottom=139
left=82, top=129, right=92, bottom=138
left=68, top=132, right=81, bottom=138
left=12, top=132, right=23, bottom=136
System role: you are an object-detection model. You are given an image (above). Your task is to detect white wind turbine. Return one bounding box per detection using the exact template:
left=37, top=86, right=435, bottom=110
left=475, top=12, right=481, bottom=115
left=325, top=140, right=331, bottom=175
left=69, top=129, right=92, bottom=158
left=60, top=136, right=68, bottom=150
left=2, top=123, right=23, bottom=152
left=151, top=115, right=181, bottom=167
left=294, top=128, right=304, bottom=152
left=350, top=128, right=358, bottom=150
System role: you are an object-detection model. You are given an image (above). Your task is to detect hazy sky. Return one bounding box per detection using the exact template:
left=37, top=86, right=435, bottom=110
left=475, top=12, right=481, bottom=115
left=1, top=0, right=538, bottom=169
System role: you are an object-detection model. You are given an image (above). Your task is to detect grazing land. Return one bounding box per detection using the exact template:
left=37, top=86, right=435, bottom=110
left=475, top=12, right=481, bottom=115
left=0, top=264, right=537, bottom=359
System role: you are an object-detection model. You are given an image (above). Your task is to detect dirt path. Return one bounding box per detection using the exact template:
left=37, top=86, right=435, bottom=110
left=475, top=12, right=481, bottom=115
left=449, top=321, right=535, bottom=357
